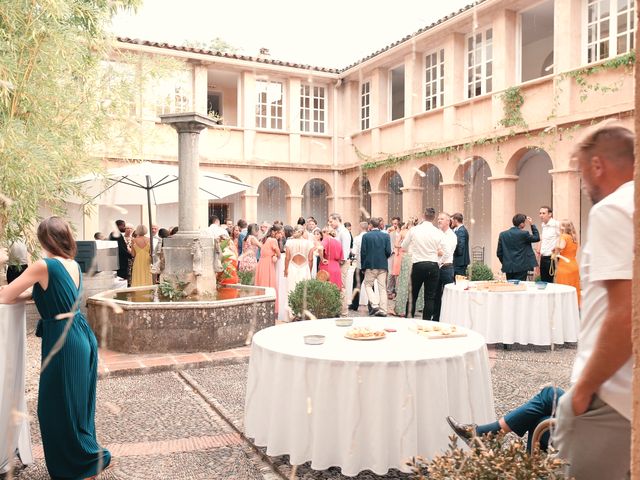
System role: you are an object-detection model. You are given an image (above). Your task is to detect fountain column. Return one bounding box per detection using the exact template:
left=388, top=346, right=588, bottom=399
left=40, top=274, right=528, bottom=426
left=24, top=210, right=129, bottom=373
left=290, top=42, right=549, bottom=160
left=160, top=113, right=219, bottom=295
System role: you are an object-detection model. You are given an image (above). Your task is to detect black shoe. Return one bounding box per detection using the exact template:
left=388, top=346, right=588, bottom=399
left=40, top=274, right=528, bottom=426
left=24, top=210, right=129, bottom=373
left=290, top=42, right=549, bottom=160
left=446, top=416, right=476, bottom=446
left=369, top=307, right=379, bottom=316
left=374, top=309, right=388, bottom=317
left=348, top=305, right=359, bottom=311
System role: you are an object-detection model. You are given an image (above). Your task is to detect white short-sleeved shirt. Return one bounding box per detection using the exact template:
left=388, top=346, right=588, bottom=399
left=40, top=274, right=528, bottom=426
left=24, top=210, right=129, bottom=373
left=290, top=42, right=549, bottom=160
left=540, top=217, right=560, bottom=256
left=570, top=181, right=634, bottom=419
left=439, top=229, right=457, bottom=265
left=401, top=221, right=444, bottom=263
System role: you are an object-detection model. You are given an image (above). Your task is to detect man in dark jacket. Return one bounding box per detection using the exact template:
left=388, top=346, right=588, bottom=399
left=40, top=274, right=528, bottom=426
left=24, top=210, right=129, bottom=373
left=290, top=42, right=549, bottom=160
left=360, top=217, right=392, bottom=316
left=109, top=219, right=132, bottom=281
left=451, top=212, right=470, bottom=278
left=496, top=214, right=539, bottom=281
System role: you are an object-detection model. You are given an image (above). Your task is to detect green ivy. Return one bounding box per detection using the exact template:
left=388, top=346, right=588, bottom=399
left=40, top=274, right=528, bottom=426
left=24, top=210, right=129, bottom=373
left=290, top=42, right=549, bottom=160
left=499, top=87, right=527, bottom=129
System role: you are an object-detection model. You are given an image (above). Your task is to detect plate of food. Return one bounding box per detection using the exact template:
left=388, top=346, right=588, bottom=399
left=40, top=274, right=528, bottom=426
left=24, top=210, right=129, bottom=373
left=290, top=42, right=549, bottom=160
left=344, top=327, right=386, bottom=341
left=411, top=323, right=467, bottom=339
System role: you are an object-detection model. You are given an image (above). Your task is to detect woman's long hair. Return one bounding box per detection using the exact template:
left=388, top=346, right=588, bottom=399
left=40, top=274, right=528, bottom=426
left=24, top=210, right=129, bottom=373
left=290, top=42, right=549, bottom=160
left=559, top=219, right=578, bottom=243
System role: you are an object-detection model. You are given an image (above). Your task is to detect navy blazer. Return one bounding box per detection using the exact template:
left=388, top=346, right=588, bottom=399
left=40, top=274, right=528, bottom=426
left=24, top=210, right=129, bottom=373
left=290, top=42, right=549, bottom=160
left=453, top=225, right=470, bottom=269
left=496, top=225, right=540, bottom=273
left=360, top=229, right=392, bottom=270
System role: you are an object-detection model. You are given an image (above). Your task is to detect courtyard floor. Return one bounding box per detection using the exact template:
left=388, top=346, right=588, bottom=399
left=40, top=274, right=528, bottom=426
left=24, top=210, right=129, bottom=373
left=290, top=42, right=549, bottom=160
left=13, top=309, right=576, bottom=480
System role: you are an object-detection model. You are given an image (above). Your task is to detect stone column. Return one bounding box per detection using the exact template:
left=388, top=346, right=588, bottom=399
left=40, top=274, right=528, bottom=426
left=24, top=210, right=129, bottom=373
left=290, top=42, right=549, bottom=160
left=242, top=193, right=259, bottom=223
left=400, top=186, right=424, bottom=219
left=369, top=190, right=390, bottom=218
left=159, top=113, right=219, bottom=295
left=286, top=194, right=303, bottom=224
left=550, top=168, right=581, bottom=224
left=441, top=182, right=465, bottom=215
left=340, top=194, right=361, bottom=225
left=489, top=175, right=518, bottom=271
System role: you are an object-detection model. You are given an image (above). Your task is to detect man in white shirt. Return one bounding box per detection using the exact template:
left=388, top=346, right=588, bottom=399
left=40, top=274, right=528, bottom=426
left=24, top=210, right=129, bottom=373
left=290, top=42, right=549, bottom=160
left=537, top=206, right=559, bottom=283
left=432, top=213, right=457, bottom=322
left=207, top=215, right=229, bottom=240
left=553, top=123, right=634, bottom=480
left=348, top=221, right=368, bottom=311
left=401, top=207, right=444, bottom=319
left=329, top=213, right=352, bottom=316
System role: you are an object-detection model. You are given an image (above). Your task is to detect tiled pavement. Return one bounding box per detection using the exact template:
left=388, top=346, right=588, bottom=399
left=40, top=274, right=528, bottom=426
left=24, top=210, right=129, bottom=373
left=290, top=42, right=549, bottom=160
left=12, top=312, right=575, bottom=480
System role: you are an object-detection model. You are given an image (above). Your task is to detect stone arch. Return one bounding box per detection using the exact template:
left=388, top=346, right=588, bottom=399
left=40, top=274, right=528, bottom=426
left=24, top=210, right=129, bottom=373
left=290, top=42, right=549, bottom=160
left=413, top=163, right=443, bottom=214
left=256, top=176, right=290, bottom=223
left=351, top=176, right=372, bottom=220
left=302, top=178, right=332, bottom=225
left=509, top=147, right=554, bottom=220
left=456, top=157, right=492, bottom=263
left=379, top=170, right=404, bottom=221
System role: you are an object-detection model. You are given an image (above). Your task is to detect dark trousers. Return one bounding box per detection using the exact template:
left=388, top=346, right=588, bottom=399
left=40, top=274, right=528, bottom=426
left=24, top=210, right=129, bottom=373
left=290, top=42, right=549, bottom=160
left=507, top=271, right=528, bottom=281
left=454, top=266, right=468, bottom=278
left=409, top=261, right=439, bottom=319
left=433, top=265, right=454, bottom=322
left=504, top=386, right=564, bottom=452
left=349, top=267, right=365, bottom=309
left=6, top=264, right=28, bottom=284
left=539, top=256, right=555, bottom=283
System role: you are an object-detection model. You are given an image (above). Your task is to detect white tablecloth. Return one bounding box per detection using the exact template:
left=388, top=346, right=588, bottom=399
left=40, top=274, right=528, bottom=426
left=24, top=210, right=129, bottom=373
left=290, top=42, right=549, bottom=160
left=244, top=317, right=494, bottom=476
left=0, top=303, right=33, bottom=473
left=441, top=282, right=580, bottom=345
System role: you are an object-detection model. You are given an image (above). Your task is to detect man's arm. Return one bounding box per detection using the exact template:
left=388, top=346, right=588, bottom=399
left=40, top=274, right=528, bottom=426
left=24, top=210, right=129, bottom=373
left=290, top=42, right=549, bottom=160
left=527, top=224, right=540, bottom=243
left=401, top=229, right=412, bottom=250
left=454, top=229, right=466, bottom=256
left=571, top=279, right=632, bottom=415
left=496, top=235, right=503, bottom=263
left=384, top=233, right=392, bottom=259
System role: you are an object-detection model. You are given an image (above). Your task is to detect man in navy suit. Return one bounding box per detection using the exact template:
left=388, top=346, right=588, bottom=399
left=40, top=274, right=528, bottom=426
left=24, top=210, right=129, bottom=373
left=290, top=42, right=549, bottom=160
left=360, top=217, right=392, bottom=316
left=451, top=212, right=470, bottom=278
left=496, top=214, right=540, bottom=281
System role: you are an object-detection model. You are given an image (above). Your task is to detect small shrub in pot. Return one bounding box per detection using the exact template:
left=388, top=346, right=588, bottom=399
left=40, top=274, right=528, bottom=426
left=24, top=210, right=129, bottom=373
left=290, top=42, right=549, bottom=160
left=288, top=279, right=342, bottom=320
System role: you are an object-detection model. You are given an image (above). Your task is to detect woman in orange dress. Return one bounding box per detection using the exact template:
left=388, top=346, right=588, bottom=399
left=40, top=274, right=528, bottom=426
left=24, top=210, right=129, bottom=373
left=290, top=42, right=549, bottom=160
left=554, top=219, right=581, bottom=306
left=254, top=225, right=283, bottom=313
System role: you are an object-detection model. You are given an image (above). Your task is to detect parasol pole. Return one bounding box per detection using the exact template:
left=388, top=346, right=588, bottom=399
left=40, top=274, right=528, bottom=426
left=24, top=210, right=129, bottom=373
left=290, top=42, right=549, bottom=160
left=146, top=175, right=154, bottom=265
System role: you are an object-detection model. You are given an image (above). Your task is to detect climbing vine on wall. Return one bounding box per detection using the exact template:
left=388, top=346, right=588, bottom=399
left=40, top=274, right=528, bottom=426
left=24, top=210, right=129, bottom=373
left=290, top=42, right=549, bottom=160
left=498, top=87, right=527, bottom=129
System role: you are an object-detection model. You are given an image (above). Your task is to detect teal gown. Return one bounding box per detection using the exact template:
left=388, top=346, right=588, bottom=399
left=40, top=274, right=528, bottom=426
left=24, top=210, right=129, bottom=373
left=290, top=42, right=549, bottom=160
left=32, top=258, right=111, bottom=480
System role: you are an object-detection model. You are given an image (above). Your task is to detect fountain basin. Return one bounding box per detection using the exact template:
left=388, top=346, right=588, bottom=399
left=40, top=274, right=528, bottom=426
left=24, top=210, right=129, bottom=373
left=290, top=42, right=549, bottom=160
left=86, top=284, right=275, bottom=354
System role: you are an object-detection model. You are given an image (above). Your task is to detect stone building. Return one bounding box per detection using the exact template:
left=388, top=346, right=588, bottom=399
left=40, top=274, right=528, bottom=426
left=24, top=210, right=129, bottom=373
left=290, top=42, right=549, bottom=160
left=73, top=0, right=635, bottom=270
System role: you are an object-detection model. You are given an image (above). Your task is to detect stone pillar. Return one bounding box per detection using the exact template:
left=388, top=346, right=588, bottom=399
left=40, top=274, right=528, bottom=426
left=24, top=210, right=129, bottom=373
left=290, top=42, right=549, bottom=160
left=369, top=190, right=389, bottom=218
left=632, top=26, right=640, bottom=478
left=286, top=194, right=303, bottom=224
left=400, top=186, right=424, bottom=219
left=550, top=168, right=581, bottom=225
left=341, top=194, right=361, bottom=225
left=242, top=193, right=259, bottom=223
left=160, top=113, right=219, bottom=295
left=489, top=175, right=518, bottom=271
left=441, top=182, right=465, bottom=215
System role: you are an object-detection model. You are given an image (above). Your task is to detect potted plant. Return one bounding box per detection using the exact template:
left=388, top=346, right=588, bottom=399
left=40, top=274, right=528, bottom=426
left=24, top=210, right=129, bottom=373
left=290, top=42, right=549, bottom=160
left=468, top=262, right=495, bottom=281
left=288, top=279, right=342, bottom=320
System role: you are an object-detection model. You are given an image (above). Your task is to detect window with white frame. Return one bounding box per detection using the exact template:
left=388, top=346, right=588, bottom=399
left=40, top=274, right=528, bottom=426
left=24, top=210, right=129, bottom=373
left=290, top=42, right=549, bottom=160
left=300, top=84, right=326, bottom=133
left=586, top=0, right=635, bottom=63
left=256, top=80, right=284, bottom=130
left=425, top=49, right=445, bottom=111
left=154, top=70, right=192, bottom=117
left=466, top=28, right=493, bottom=98
left=360, top=82, right=370, bottom=130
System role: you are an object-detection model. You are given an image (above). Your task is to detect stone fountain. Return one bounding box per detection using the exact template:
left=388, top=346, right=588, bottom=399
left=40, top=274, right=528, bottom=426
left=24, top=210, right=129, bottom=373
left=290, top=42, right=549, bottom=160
left=86, top=113, right=275, bottom=354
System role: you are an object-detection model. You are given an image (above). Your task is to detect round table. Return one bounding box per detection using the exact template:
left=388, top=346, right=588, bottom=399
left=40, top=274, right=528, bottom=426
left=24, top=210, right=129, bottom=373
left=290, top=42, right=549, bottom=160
left=440, top=282, right=580, bottom=345
left=244, top=317, right=495, bottom=476
left=0, top=303, right=33, bottom=473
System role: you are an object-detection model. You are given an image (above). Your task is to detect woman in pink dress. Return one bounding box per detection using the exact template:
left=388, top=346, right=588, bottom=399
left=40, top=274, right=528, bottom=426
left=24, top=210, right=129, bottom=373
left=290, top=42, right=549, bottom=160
left=318, top=227, right=343, bottom=289
left=254, top=225, right=283, bottom=313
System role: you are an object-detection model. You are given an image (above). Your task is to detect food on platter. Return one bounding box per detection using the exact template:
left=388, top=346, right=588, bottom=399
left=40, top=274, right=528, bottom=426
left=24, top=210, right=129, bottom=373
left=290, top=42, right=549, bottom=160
left=412, top=323, right=467, bottom=339
left=472, top=280, right=527, bottom=292
left=345, top=327, right=386, bottom=340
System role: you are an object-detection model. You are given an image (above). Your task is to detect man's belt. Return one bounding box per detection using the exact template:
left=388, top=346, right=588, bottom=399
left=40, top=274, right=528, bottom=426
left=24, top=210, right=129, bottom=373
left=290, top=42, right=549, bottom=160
left=440, top=263, right=453, bottom=268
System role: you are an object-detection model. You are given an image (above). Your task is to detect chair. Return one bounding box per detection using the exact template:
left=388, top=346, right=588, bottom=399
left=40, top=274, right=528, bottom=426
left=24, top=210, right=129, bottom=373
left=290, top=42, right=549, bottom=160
left=531, top=418, right=556, bottom=452
left=471, top=246, right=485, bottom=264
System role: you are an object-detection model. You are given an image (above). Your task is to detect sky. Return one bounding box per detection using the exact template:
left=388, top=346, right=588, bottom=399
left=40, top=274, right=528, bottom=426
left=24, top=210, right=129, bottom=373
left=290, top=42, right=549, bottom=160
left=110, top=0, right=474, bottom=69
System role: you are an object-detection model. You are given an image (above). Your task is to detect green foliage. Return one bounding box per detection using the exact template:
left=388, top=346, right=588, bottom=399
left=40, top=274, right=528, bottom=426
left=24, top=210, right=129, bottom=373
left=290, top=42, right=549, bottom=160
left=408, top=433, right=568, bottom=479
left=499, top=87, right=527, bottom=129
left=288, top=279, right=342, bottom=320
left=238, top=270, right=254, bottom=285
left=469, top=263, right=494, bottom=281
left=183, top=37, right=238, bottom=54
left=158, top=278, right=188, bottom=301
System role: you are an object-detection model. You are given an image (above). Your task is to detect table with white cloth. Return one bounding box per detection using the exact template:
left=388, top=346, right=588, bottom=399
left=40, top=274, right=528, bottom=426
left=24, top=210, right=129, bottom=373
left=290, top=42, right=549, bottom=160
left=0, top=303, right=33, bottom=473
left=440, top=282, right=580, bottom=345
left=244, top=317, right=495, bottom=476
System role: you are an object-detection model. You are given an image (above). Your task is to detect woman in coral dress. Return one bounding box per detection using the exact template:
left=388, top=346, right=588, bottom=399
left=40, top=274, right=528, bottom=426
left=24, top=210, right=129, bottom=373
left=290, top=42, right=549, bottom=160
left=554, top=219, right=581, bottom=306
left=131, top=224, right=152, bottom=287
left=254, top=225, right=283, bottom=313
left=318, top=227, right=343, bottom=289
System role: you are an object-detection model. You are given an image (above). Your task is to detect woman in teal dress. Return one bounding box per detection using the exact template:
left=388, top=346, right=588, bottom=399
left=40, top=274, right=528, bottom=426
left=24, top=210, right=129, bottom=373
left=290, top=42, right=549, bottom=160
left=0, top=216, right=111, bottom=480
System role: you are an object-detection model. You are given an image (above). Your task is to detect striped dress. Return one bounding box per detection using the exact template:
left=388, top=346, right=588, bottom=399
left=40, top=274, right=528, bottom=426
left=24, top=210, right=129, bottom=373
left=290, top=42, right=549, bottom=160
left=32, top=258, right=111, bottom=479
